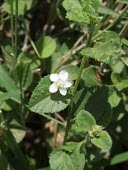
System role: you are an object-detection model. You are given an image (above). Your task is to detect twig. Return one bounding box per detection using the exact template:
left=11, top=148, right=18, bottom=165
left=55, top=113, right=66, bottom=123
left=119, top=21, right=128, bottom=38
left=52, top=34, right=86, bottom=73
left=52, top=121, right=58, bottom=148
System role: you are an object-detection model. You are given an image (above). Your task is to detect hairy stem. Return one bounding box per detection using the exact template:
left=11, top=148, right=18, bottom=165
left=10, top=0, right=15, bottom=63
left=63, top=26, right=93, bottom=144
left=15, top=0, right=18, bottom=62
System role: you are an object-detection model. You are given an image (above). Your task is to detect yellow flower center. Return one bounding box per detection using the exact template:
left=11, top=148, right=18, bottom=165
left=56, top=83, right=60, bottom=88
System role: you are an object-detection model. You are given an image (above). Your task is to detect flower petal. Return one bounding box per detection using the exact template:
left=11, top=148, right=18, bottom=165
left=49, top=83, right=58, bottom=93
left=50, top=74, right=59, bottom=82
left=63, top=79, right=72, bottom=88
left=59, top=87, right=67, bottom=96
left=59, top=70, right=68, bottom=81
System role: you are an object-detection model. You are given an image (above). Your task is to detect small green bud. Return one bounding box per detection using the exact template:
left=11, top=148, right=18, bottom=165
left=89, top=125, right=103, bottom=138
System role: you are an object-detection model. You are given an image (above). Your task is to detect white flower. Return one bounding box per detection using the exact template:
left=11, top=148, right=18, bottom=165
left=49, top=70, right=72, bottom=96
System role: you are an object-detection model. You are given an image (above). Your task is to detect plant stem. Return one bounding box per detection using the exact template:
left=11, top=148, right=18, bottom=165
left=63, top=102, right=73, bottom=144
left=15, top=0, right=24, bottom=116
left=22, top=17, right=41, bottom=58
left=119, top=21, right=128, bottom=38
left=63, top=26, right=94, bottom=144
left=15, top=0, right=18, bottom=61
left=10, top=0, right=15, bottom=61
left=106, top=5, right=128, bottom=30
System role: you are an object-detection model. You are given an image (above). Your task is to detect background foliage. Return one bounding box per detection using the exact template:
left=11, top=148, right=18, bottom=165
left=0, top=0, right=128, bottom=169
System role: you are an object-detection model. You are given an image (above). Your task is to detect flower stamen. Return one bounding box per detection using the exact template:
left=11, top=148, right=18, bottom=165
left=56, top=83, right=60, bottom=88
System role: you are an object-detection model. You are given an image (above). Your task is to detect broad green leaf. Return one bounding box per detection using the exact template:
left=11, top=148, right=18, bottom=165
left=2, top=130, right=29, bottom=170
left=97, top=103, right=112, bottom=128
left=108, top=88, right=121, bottom=108
left=98, top=5, right=118, bottom=16
left=0, top=151, right=8, bottom=170
left=62, top=0, right=99, bottom=24
left=0, top=65, right=17, bottom=91
left=2, top=0, right=38, bottom=15
left=0, top=90, right=21, bottom=106
left=121, top=57, right=128, bottom=66
left=111, top=72, right=121, bottom=84
left=29, top=76, right=71, bottom=114
left=110, top=152, right=128, bottom=165
left=59, top=64, right=79, bottom=80
left=81, top=66, right=101, bottom=87
left=72, top=88, right=92, bottom=115
left=50, top=142, right=85, bottom=170
left=36, top=36, right=56, bottom=58
left=16, top=62, right=33, bottom=90
left=112, top=101, right=124, bottom=122
left=121, top=38, right=128, bottom=46
left=10, top=129, right=26, bottom=143
left=111, top=74, right=128, bottom=103
left=116, top=79, right=128, bottom=91
left=50, top=149, right=78, bottom=170
left=73, top=86, right=109, bottom=120
left=86, top=86, right=109, bottom=120
left=81, top=31, right=121, bottom=65
left=17, top=52, right=41, bottom=69
left=91, top=131, right=112, bottom=149
left=10, top=119, right=26, bottom=143
left=111, top=60, right=124, bottom=73
left=72, top=110, right=96, bottom=133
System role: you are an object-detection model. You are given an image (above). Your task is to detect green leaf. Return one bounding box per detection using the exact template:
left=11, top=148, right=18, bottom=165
left=0, top=151, right=8, bottom=170
left=0, top=90, right=21, bottom=106
left=10, top=119, right=26, bottom=143
left=86, top=86, right=109, bottom=120
left=72, top=88, right=92, bottom=115
left=62, top=0, right=99, bottom=24
left=50, top=142, right=85, bottom=170
left=16, top=62, right=33, bottom=90
left=0, top=65, right=17, bottom=91
left=121, top=57, right=128, bottom=66
left=2, top=130, right=29, bottom=170
left=116, top=79, right=128, bottom=91
left=121, top=38, right=128, bottom=46
left=110, top=152, right=128, bottom=165
left=59, top=65, right=79, bottom=80
left=111, top=60, right=124, bottom=73
left=81, top=66, right=101, bottom=87
left=108, top=87, right=121, bottom=108
left=91, top=131, right=112, bottom=149
left=73, top=86, right=109, bottom=120
left=81, top=31, right=121, bottom=65
left=29, top=76, right=71, bottom=114
left=17, top=52, right=41, bottom=70
left=112, top=101, right=124, bottom=122
left=72, top=110, right=96, bottom=133
left=50, top=149, right=78, bottom=170
left=111, top=72, right=121, bottom=84
left=97, top=103, right=112, bottom=128
left=2, top=0, right=37, bottom=15
left=36, top=36, right=56, bottom=58
left=98, top=5, right=118, bottom=16
left=111, top=72, right=128, bottom=92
